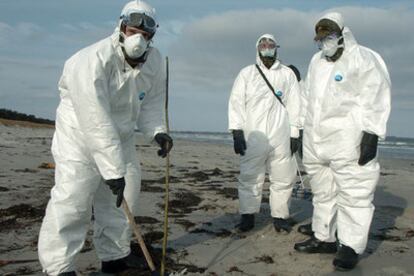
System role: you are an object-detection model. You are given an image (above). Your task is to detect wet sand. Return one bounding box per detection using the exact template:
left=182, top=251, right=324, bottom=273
left=1, top=122, right=414, bottom=275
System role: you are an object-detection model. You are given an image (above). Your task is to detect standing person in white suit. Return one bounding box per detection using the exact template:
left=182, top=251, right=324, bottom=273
left=294, top=12, right=391, bottom=271
left=37, top=1, right=173, bottom=275
left=228, top=34, right=301, bottom=233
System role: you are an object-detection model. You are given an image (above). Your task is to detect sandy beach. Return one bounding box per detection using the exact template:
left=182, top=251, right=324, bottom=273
left=1, top=121, right=413, bottom=276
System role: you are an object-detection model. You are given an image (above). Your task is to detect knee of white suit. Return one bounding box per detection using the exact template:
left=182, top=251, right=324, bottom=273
left=238, top=170, right=266, bottom=186
left=92, top=177, right=132, bottom=260
left=238, top=174, right=265, bottom=214
left=335, top=162, right=379, bottom=207
left=121, top=139, right=142, bottom=215
left=267, top=158, right=296, bottom=186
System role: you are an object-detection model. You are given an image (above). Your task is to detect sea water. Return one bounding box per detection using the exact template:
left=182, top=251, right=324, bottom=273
left=169, top=131, right=414, bottom=160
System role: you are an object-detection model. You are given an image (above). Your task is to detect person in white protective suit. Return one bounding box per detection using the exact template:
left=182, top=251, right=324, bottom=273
left=37, top=1, right=173, bottom=275
left=293, top=12, right=391, bottom=271
left=228, top=34, right=301, bottom=233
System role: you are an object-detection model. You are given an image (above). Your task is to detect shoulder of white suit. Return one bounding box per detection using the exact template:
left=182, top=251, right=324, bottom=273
left=279, top=63, right=294, bottom=73
left=65, top=35, right=115, bottom=68
left=139, top=46, right=163, bottom=76
left=237, top=64, right=256, bottom=77
left=279, top=64, right=299, bottom=81
left=311, top=50, right=325, bottom=62
left=146, top=46, right=162, bottom=63
left=356, top=45, right=380, bottom=61
left=341, top=44, right=378, bottom=71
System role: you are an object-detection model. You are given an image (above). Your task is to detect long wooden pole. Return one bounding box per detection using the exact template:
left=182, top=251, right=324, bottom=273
left=160, top=56, right=170, bottom=276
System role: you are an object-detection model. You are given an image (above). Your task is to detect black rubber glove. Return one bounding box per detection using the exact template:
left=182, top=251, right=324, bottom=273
left=154, top=133, right=173, bottom=158
left=233, top=130, right=247, bottom=156
left=290, top=137, right=300, bottom=156
left=358, top=131, right=378, bottom=166
left=105, top=177, right=125, bottom=208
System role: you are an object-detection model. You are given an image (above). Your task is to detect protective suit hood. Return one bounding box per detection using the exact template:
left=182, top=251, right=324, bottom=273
left=318, top=12, right=390, bottom=84
left=317, top=12, right=358, bottom=54
left=256, top=34, right=281, bottom=69
left=118, top=0, right=157, bottom=32
left=121, top=0, right=157, bottom=20
left=317, top=12, right=344, bottom=30
left=112, top=0, right=157, bottom=61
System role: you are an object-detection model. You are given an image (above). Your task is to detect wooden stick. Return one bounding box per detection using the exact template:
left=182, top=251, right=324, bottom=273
left=122, top=200, right=156, bottom=272
left=161, top=56, right=170, bottom=276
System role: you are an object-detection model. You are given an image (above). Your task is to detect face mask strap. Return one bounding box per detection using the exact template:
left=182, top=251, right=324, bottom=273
left=317, top=34, right=344, bottom=51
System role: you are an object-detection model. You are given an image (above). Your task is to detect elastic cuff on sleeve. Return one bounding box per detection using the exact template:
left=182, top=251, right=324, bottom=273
left=290, top=127, right=300, bottom=138
left=145, top=126, right=167, bottom=144
left=100, top=169, right=126, bottom=181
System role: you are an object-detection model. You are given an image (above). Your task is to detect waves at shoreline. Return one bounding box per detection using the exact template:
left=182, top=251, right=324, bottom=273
left=168, top=131, right=414, bottom=160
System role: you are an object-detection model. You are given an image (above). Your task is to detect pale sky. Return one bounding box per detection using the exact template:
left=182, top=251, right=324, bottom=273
left=0, top=0, right=413, bottom=137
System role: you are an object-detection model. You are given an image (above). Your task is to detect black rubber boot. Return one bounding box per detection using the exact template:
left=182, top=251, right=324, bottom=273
left=273, top=218, right=292, bottom=233
left=101, top=251, right=148, bottom=274
left=297, top=223, right=314, bottom=236
left=101, top=258, right=128, bottom=274
left=58, top=272, right=77, bottom=276
left=294, top=236, right=337, bottom=253
left=236, top=214, right=255, bottom=232
left=333, top=244, right=359, bottom=271
left=123, top=252, right=148, bottom=270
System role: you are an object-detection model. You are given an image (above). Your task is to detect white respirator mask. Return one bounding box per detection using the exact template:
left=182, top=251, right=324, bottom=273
left=318, top=34, right=343, bottom=57
left=259, top=48, right=276, bottom=58
left=121, top=32, right=149, bottom=59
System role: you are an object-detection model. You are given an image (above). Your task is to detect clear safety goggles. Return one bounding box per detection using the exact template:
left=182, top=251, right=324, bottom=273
left=258, top=38, right=279, bottom=51
left=120, top=11, right=157, bottom=34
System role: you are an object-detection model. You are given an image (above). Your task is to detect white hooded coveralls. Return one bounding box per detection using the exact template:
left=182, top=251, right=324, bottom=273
left=228, top=34, right=301, bottom=218
left=38, top=4, right=166, bottom=275
left=302, top=12, right=391, bottom=254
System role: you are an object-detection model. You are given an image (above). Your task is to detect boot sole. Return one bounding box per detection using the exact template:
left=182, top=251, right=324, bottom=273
left=298, top=230, right=314, bottom=236
left=295, top=249, right=337, bottom=254
left=236, top=226, right=254, bottom=232
left=275, top=228, right=292, bottom=233
left=334, top=264, right=356, bottom=271
left=333, top=259, right=357, bottom=271
left=294, top=245, right=337, bottom=254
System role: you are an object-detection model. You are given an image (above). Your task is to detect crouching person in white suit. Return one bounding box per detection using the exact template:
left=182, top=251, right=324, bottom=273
left=38, top=1, right=173, bottom=275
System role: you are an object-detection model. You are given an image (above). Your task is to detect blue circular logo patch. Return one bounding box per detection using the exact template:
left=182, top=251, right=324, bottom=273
left=276, top=90, right=283, bottom=97
left=335, top=74, right=343, bottom=82
left=139, top=92, right=146, bottom=100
